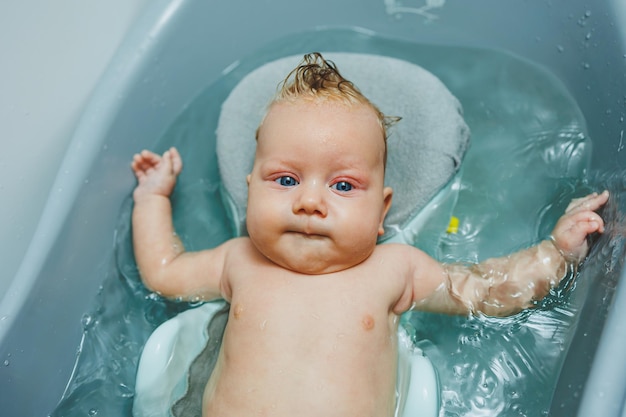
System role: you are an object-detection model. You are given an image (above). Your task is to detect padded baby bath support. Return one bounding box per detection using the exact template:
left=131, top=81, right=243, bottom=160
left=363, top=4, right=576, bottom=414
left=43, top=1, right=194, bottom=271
left=133, top=53, right=471, bottom=417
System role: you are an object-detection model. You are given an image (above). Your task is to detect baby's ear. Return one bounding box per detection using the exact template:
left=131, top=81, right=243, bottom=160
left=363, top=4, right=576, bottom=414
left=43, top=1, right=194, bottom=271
left=378, top=187, right=393, bottom=236
left=246, top=174, right=251, bottom=186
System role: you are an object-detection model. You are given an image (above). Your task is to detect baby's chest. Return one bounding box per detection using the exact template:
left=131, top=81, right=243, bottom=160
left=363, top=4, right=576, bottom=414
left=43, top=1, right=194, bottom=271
left=225, top=300, right=397, bottom=376
left=229, top=277, right=394, bottom=340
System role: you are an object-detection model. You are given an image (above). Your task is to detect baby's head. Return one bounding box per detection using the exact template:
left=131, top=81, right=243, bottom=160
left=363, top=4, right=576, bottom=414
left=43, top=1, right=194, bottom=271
left=246, top=53, right=394, bottom=274
left=257, top=52, right=398, bottom=169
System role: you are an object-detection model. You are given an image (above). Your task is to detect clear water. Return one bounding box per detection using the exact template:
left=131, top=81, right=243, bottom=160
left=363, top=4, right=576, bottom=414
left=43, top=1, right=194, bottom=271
left=51, top=29, right=603, bottom=417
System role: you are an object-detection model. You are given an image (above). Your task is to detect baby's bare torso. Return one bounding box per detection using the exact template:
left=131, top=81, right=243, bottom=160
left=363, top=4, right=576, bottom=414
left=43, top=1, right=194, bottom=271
left=203, top=241, right=412, bottom=417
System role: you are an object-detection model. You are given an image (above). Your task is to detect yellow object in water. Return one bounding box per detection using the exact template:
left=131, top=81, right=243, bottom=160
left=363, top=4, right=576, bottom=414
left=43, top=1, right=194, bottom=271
left=447, top=216, right=459, bottom=234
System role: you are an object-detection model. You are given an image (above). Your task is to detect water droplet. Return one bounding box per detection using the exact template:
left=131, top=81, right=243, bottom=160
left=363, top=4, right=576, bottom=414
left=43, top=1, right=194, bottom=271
left=88, top=408, right=98, bottom=416
left=577, top=11, right=591, bottom=27
left=118, top=383, right=134, bottom=398
left=146, top=292, right=160, bottom=301
left=3, top=360, right=9, bottom=366
left=81, top=314, right=94, bottom=330
left=556, top=45, right=565, bottom=53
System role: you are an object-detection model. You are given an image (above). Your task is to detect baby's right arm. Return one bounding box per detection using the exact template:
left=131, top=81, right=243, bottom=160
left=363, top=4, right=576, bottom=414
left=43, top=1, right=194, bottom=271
left=131, top=147, right=226, bottom=301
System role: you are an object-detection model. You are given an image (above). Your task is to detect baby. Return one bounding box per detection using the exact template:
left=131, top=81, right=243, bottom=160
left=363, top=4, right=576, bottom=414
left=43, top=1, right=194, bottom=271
left=131, top=53, right=608, bottom=417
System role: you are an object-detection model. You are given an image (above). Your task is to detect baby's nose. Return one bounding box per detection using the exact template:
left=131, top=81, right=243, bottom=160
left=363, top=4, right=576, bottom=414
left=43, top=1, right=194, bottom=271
left=293, top=183, right=327, bottom=217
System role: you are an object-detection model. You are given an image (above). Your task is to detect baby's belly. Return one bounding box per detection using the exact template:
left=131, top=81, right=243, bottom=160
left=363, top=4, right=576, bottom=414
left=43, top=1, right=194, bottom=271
left=203, top=322, right=398, bottom=417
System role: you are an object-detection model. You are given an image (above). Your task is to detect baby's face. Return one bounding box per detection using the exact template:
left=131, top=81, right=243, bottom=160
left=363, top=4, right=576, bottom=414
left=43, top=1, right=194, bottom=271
left=246, top=99, right=392, bottom=274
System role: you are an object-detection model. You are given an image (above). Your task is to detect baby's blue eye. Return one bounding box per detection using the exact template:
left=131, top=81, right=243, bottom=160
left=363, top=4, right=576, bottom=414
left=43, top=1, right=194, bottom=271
left=276, top=176, right=299, bottom=187
left=332, top=181, right=353, bottom=192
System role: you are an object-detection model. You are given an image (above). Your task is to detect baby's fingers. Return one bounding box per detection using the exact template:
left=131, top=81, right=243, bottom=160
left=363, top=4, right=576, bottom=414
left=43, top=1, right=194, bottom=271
left=552, top=210, right=604, bottom=260
left=167, top=147, right=183, bottom=176
left=576, top=210, right=605, bottom=234
left=558, top=209, right=606, bottom=238
left=565, top=190, right=609, bottom=214
left=131, top=150, right=162, bottom=173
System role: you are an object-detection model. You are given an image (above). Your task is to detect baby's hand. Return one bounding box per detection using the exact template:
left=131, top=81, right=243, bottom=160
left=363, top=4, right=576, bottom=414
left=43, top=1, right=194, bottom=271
left=551, top=190, right=609, bottom=263
left=131, top=147, right=183, bottom=201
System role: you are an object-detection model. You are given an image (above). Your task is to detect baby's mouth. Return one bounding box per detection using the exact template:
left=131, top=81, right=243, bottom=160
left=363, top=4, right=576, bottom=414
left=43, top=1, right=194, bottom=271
left=301, top=233, right=326, bottom=240
left=288, top=230, right=326, bottom=239
left=287, top=226, right=328, bottom=239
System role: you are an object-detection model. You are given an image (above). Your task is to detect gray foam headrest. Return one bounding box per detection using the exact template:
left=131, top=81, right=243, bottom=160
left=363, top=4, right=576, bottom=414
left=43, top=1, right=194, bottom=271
left=217, top=53, right=470, bottom=239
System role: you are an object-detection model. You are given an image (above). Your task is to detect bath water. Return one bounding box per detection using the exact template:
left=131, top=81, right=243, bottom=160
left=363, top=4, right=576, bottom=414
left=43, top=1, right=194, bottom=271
left=51, top=29, right=606, bottom=417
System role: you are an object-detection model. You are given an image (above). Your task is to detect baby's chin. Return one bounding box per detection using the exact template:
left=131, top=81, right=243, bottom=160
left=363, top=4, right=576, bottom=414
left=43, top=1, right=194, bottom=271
left=256, top=243, right=370, bottom=275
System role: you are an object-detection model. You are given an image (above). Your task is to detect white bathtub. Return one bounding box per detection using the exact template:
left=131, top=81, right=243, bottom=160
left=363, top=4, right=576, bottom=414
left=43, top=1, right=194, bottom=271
left=1, top=0, right=625, bottom=416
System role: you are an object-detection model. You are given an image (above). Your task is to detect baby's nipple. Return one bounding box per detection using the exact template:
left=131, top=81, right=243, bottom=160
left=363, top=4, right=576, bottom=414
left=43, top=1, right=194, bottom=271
left=233, top=304, right=244, bottom=319
left=361, top=314, right=375, bottom=331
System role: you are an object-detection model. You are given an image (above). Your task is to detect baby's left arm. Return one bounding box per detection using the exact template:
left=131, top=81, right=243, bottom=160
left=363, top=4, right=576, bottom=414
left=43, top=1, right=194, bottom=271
left=412, top=191, right=609, bottom=317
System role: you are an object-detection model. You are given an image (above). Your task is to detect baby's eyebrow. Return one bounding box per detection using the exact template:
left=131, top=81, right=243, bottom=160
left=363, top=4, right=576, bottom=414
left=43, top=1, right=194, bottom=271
left=257, top=158, right=299, bottom=174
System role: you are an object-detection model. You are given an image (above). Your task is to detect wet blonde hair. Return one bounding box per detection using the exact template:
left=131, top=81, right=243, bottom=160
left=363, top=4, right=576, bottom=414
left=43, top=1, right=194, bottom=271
left=257, top=52, right=400, bottom=166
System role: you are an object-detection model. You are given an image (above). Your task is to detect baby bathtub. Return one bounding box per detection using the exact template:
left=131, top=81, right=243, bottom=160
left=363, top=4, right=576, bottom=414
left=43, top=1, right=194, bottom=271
left=1, top=0, right=625, bottom=416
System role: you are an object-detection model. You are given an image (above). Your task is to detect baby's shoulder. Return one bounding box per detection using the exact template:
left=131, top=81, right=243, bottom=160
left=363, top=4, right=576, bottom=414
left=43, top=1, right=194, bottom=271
left=220, top=236, right=255, bottom=258
left=374, top=242, right=426, bottom=258
left=220, top=237, right=277, bottom=269
left=371, top=243, right=436, bottom=271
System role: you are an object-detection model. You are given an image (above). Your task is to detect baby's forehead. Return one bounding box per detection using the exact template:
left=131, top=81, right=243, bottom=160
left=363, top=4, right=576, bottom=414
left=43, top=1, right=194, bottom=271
left=257, top=100, right=386, bottom=158
left=260, top=99, right=384, bottom=139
